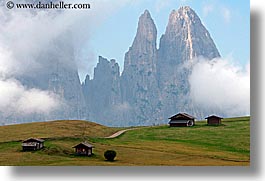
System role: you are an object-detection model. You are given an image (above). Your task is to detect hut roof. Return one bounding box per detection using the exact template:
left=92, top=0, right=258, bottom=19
left=169, top=113, right=195, bottom=120
left=72, top=142, right=94, bottom=148
left=205, top=115, right=223, bottom=119
left=22, top=138, right=45, bottom=143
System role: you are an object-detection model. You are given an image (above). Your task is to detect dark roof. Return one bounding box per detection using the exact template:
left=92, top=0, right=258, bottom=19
left=168, top=113, right=196, bottom=120
left=205, top=115, right=223, bottom=119
left=22, top=138, right=45, bottom=143
left=72, top=142, right=94, bottom=148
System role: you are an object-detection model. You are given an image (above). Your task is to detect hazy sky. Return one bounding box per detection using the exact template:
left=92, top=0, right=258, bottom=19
left=0, top=0, right=250, bottom=120
left=81, top=0, right=249, bottom=81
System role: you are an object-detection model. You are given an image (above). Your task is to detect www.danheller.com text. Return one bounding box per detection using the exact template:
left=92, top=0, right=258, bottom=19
left=6, top=1, right=91, bottom=10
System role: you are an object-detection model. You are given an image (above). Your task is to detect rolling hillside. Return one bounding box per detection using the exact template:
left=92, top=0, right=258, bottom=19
left=0, top=117, right=250, bottom=166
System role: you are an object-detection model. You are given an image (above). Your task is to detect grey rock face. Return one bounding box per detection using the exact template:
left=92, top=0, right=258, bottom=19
left=159, top=6, right=220, bottom=64
left=44, top=35, right=87, bottom=120
left=8, top=6, right=222, bottom=126
left=83, top=7, right=221, bottom=126
left=82, top=56, right=123, bottom=126
left=157, top=6, right=221, bottom=119
left=158, top=6, right=220, bottom=87
left=121, top=10, right=161, bottom=125
left=16, top=33, right=87, bottom=122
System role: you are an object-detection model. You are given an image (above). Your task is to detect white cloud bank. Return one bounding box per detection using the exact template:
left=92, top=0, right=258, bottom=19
left=189, top=57, right=250, bottom=117
left=0, top=1, right=249, bottom=122
left=0, top=78, right=61, bottom=116
left=0, top=43, right=61, bottom=119
left=0, top=0, right=131, bottom=122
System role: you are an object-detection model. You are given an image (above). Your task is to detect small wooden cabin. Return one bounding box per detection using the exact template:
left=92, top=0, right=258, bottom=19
left=73, top=142, right=94, bottom=156
left=205, top=115, right=223, bottom=125
left=168, top=113, right=195, bottom=127
left=22, top=138, right=44, bottom=151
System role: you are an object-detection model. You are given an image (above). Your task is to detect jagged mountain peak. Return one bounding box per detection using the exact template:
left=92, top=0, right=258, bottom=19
left=124, top=10, right=157, bottom=70
left=177, top=6, right=194, bottom=14
left=136, top=10, right=153, bottom=25
left=98, top=56, right=108, bottom=63
left=133, top=10, right=157, bottom=45
left=168, top=6, right=201, bottom=30
left=142, top=9, right=151, bottom=18
left=160, top=6, right=220, bottom=62
left=170, top=6, right=194, bottom=16
left=84, top=6, right=221, bottom=126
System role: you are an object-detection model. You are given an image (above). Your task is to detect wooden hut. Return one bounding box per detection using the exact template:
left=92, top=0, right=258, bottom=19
left=205, top=115, right=223, bottom=125
left=168, top=113, right=195, bottom=127
left=22, top=138, right=44, bottom=151
left=73, top=142, right=94, bottom=156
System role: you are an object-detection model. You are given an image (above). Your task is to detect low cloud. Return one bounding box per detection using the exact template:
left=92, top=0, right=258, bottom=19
left=0, top=78, right=62, bottom=117
left=0, top=0, right=132, bottom=77
left=0, top=0, right=132, bottom=122
left=189, top=57, right=250, bottom=117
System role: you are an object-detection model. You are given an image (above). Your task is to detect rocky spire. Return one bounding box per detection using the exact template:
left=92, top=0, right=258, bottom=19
left=132, top=10, right=157, bottom=50
left=156, top=6, right=221, bottom=120
left=124, top=10, right=157, bottom=70
left=121, top=10, right=160, bottom=124
left=159, top=6, right=220, bottom=64
left=84, top=7, right=223, bottom=126
left=82, top=56, right=122, bottom=125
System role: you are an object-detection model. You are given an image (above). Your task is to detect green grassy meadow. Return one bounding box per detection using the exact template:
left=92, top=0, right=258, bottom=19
left=0, top=117, right=250, bottom=166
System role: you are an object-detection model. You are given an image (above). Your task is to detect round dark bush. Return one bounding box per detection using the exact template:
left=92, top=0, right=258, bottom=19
left=104, top=150, right=116, bottom=161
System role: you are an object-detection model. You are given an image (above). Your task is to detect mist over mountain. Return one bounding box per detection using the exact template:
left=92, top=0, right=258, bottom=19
left=82, top=6, right=223, bottom=126
left=157, top=6, right=221, bottom=120
left=0, top=6, right=249, bottom=126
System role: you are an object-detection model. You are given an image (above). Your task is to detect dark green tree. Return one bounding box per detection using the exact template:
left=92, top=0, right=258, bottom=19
left=104, top=150, right=117, bottom=161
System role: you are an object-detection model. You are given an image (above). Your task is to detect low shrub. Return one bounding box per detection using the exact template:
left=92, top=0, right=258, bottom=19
left=104, top=150, right=116, bottom=161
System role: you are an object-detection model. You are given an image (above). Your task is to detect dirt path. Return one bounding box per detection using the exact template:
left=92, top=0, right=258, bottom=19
left=104, top=128, right=136, bottom=139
